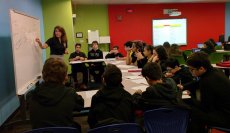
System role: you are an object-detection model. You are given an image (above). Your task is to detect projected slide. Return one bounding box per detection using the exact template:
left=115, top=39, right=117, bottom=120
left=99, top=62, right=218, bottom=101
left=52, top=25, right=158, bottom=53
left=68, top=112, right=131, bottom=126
left=152, top=18, right=187, bottom=46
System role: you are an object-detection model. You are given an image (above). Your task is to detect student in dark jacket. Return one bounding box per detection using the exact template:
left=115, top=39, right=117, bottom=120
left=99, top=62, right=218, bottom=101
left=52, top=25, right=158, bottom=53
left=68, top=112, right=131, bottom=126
left=29, top=58, right=84, bottom=131
left=105, top=46, right=124, bottom=59
left=87, top=64, right=135, bottom=129
left=201, top=40, right=216, bottom=54
left=178, top=52, right=230, bottom=133
left=164, top=58, right=194, bottom=85
left=133, top=62, right=188, bottom=111
left=88, top=41, right=104, bottom=83
left=69, top=43, right=88, bottom=89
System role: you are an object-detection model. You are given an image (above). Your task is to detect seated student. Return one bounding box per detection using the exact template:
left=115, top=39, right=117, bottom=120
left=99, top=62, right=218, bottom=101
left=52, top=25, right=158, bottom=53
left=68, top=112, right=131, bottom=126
left=124, top=41, right=134, bottom=63
left=133, top=62, right=188, bottom=111
left=178, top=52, right=230, bottom=133
left=87, top=64, right=134, bottom=129
left=164, top=58, right=193, bottom=85
left=163, top=41, right=171, bottom=55
left=151, top=45, right=169, bottom=72
left=105, top=46, right=124, bottom=59
left=136, top=45, right=154, bottom=68
left=88, top=41, right=104, bottom=83
left=201, top=40, right=216, bottom=54
left=69, top=43, right=88, bottom=89
left=29, top=58, right=84, bottom=131
left=126, top=41, right=145, bottom=65
left=169, top=44, right=183, bottom=57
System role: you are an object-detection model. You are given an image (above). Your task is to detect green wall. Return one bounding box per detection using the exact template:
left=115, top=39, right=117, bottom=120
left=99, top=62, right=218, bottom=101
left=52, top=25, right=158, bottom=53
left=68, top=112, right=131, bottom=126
left=73, top=5, right=110, bottom=53
left=42, top=0, right=74, bottom=72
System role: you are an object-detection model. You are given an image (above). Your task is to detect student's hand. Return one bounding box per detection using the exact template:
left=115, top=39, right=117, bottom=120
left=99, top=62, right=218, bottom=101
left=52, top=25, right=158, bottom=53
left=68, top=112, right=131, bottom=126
left=165, top=72, right=173, bottom=78
left=125, top=47, right=132, bottom=52
left=177, top=84, right=184, bottom=90
left=135, top=89, right=143, bottom=95
left=75, top=56, right=80, bottom=60
left=79, top=57, right=85, bottom=61
left=135, top=52, right=144, bottom=60
left=152, top=55, right=159, bottom=62
left=109, top=50, right=114, bottom=54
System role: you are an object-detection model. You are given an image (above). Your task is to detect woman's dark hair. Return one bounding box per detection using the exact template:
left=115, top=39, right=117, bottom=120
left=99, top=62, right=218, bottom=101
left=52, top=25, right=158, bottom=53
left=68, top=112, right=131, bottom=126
left=142, top=62, right=162, bottom=80
left=165, top=58, right=180, bottom=69
left=145, top=45, right=154, bottom=54
left=133, top=41, right=145, bottom=52
left=228, top=36, right=230, bottom=42
left=103, top=64, right=122, bottom=86
left=42, top=58, right=68, bottom=83
left=186, top=51, right=212, bottom=70
left=124, top=41, right=133, bottom=48
left=155, top=45, right=168, bottom=61
left=53, top=26, right=67, bottom=45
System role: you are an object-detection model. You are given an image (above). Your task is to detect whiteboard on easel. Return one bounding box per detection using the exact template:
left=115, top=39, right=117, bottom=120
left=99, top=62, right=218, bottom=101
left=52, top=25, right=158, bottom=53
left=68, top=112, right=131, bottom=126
left=9, top=9, right=43, bottom=95
left=88, top=30, right=99, bottom=44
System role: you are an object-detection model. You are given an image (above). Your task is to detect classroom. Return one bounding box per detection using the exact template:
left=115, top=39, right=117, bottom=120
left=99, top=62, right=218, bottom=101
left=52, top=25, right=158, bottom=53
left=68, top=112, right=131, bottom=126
left=1, top=0, right=230, bottom=133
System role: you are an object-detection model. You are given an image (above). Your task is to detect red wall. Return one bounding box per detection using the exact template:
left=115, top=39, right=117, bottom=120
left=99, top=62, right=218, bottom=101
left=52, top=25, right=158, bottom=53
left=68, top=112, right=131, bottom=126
left=108, top=3, right=225, bottom=55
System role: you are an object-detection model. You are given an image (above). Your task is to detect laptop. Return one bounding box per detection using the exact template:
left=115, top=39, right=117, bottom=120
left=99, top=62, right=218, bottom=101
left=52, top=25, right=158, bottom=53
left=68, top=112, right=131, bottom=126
left=197, top=43, right=204, bottom=48
left=192, top=48, right=201, bottom=53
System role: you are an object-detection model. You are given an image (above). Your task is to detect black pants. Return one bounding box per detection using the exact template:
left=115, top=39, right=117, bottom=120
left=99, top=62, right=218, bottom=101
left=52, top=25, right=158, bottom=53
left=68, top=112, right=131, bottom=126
left=188, top=107, right=230, bottom=133
left=71, top=64, right=88, bottom=85
left=89, top=62, right=105, bottom=83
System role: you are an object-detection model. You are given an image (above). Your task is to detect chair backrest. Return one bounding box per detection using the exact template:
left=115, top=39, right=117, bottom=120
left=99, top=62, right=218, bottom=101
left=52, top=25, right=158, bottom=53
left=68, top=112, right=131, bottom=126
left=144, top=108, right=189, bottom=133
left=87, top=123, right=143, bottom=133
left=23, top=127, right=80, bottom=133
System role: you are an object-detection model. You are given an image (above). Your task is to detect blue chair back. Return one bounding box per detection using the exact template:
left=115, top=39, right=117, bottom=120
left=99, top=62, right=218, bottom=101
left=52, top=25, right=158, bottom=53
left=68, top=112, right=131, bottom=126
left=144, top=108, right=189, bottom=133
left=208, top=126, right=230, bottom=132
left=87, top=123, right=143, bottom=133
left=23, top=127, right=80, bottom=133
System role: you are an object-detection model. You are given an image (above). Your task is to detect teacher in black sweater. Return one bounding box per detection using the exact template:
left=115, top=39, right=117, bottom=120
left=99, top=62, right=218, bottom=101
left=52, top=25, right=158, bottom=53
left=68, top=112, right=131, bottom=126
left=35, top=25, right=68, bottom=59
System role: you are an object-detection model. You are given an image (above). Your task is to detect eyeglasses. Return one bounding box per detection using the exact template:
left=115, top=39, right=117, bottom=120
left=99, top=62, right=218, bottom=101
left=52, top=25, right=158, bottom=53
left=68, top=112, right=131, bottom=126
left=189, top=67, right=198, bottom=72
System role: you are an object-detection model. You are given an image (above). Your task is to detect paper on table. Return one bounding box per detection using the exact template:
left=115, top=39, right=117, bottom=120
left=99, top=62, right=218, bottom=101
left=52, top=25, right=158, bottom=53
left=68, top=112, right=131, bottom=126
left=85, top=90, right=98, bottom=98
left=131, top=72, right=141, bottom=76
left=131, top=85, right=148, bottom=92
left=117, top=65, right=136, bottom=69
left=125, top=76, right=143, bottom=80
left=110, top=60, right=123, bottom=65
left=182, top=95, right=191, bottom=99
left=131, top=78, right=148, bottom=85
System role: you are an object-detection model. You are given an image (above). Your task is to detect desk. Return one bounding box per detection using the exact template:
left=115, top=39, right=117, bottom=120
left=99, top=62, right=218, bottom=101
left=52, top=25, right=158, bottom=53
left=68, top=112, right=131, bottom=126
left=216, top=50, right=230, bottom=53
left=212, top=64, right=230, bottom=77
left=77, top=60, right=190, bottom=108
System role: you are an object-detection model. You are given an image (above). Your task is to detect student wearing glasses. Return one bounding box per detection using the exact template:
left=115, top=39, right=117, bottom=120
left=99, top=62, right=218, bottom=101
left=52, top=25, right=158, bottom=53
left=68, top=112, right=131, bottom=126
left=178, top=52, right=230, bottom=133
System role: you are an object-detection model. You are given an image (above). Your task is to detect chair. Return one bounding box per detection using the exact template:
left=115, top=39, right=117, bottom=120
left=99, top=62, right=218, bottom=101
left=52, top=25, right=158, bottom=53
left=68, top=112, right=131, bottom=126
left=87, top=123, right=143, bottom=133
left=144, top=108, right=189, bottom=133
left=208, top=126, right=230, bottom=133
left=23, top=127, right=80, bottom=133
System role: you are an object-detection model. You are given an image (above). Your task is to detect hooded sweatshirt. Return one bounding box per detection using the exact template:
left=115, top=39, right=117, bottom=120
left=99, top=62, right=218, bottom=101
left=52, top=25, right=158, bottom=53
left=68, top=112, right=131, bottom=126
left=29, top=82, right=84, bottom=129
left=87, top=84, right=135, bottom=128
left=134, top=82, right=188, bottom=111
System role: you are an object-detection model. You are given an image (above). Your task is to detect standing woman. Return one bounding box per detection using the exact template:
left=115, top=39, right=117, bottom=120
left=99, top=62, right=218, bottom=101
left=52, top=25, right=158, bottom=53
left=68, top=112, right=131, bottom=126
left=36, top=26, right=68, bottom=58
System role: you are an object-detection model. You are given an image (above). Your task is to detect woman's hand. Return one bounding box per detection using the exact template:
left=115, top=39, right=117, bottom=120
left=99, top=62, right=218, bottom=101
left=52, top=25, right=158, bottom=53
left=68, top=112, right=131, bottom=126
left=35, top=38, right=41, bottom=43
left=135, top=52, right=144, bottom=60
left=65, top=49, right=69, bottom=54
